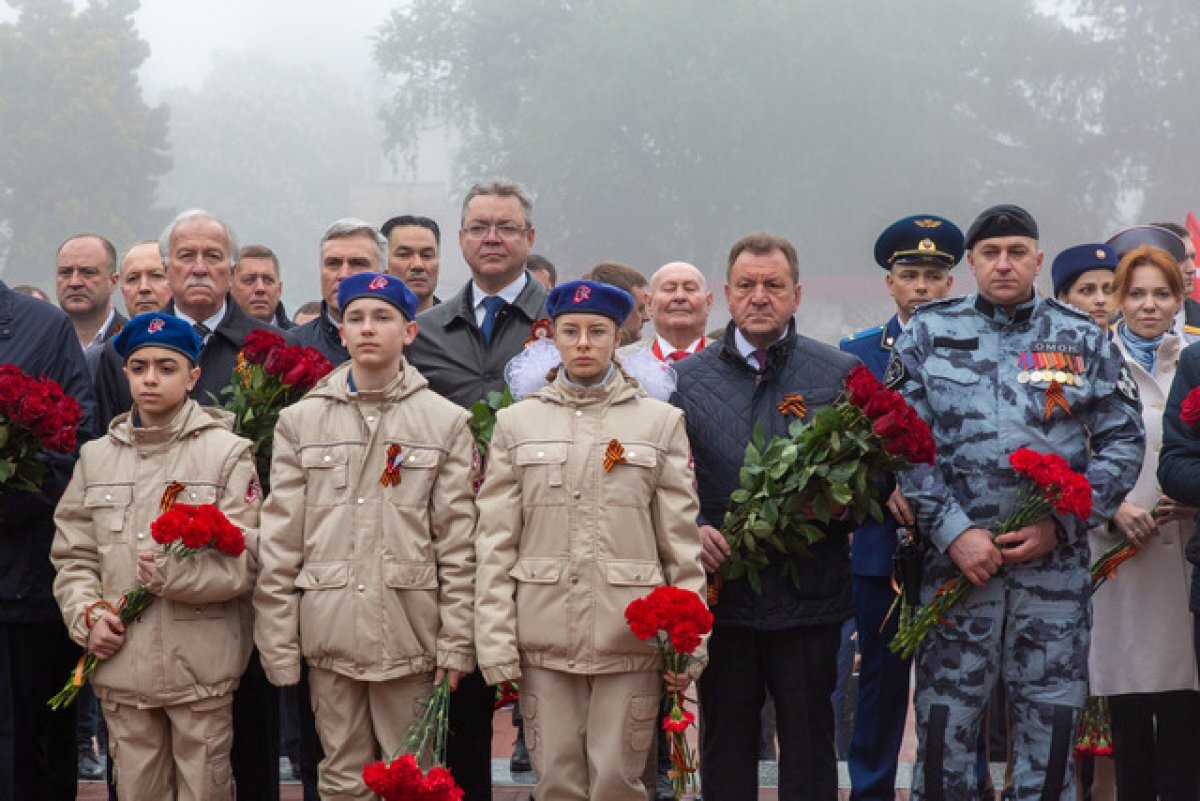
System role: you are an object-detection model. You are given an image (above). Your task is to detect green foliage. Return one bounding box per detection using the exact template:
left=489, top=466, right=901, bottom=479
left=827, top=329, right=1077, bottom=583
left=719, top=406, right=909, bottom=593
left=0, top=0, right=170, bottom=281
left=469, top=386, right=513, bottom=462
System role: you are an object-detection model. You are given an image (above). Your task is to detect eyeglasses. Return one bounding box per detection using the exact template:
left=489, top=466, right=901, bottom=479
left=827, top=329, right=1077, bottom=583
left=462, top=223, right=529, bottom=241
left=555, top=326, right=615, bottom=346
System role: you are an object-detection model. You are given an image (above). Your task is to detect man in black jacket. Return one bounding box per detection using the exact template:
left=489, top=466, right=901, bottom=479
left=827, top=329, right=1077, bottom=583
left=405, top=179, right=548, bottom=801
left=0, top=282, right=96, bottom=801
left=93, top=211, right=276, bottom=424
left=671, top=233, right=859, bottom=801
left=285, top=219, right=386, bottom=366
left=91, top=209, right=280, bottom=800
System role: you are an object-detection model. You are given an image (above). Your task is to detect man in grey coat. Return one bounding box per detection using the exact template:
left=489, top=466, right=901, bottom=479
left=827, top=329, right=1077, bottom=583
left=404, top=179, right=548, bottom=800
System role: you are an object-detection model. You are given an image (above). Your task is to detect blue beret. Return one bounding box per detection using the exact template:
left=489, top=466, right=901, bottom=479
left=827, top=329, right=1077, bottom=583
left=964, top=204, right=1039, bottom=249
left=873, top=214, right=964, bottom=270
left=1105, top=225, right=1185, bottom=262
left=113, top=312, right=202, bottom=364
left=546, top=280, right=634, bottom=324
left=1051, top=244, right=1118, bottom=296
left=336, top=272, right=418, bottom=320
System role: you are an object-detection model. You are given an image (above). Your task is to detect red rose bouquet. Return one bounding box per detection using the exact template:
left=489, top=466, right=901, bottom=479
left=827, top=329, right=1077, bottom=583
left=889, top=448, right=1092, bottom=659
left=625, top=585, right=713, bottom=800
left=48, top=498, right=246, bottom=709
left=719, top=365, right=935, bottom=595
left=0, top=364, right=82, bottom=492
left=222, top=330, right=332, bottom=483
left=361, top=676, right=464, bottom=800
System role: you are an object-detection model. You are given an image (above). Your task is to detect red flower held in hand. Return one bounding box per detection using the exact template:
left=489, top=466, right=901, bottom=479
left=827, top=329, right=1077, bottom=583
left=663, top=707, right=695, bottom=733
left=241, top=330, right=285, bottom=366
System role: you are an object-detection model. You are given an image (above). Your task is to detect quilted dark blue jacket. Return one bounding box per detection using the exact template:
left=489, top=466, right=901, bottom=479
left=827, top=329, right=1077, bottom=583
left=670, top=322, right=859, bottom=629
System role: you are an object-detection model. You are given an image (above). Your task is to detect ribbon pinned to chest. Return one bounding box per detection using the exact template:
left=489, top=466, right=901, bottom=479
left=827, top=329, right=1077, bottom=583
left=777, top=393, right=808, bottom=419
left=603, top=439, right=627, bottom=472
left=160, top=481, right=186, bottom=512
left=1044, top=379, right=1072, bottom=421
left=380, top=443, right=404, bottom=487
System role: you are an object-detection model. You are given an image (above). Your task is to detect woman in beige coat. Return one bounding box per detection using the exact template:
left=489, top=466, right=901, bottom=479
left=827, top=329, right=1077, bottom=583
left=474, top=280, right=707, bottom=801
left=1089, top=245, right=1200, bottom=799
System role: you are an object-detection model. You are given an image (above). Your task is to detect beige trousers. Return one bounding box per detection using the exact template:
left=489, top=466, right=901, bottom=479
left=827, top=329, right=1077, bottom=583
left=522, top=667, right=660, bottom=801
left=308, top=666, right=434, bottom=800
left=101, top=694, right=233, bottom=801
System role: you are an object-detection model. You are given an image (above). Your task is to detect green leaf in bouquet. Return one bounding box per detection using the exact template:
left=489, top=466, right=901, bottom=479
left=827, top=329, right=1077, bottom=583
left=0, top=422, right=9, bottom=449
left=724, top=557, right=746, bottom=581
left=811, top=492, right=831, bottom=523
left=747, top=567, right=763, bottom=594
left=796, top=523, right=825, bottom=546
left=830, top=483, right=854, bottom=505
left=728, top=488, right=750, bottom=506
left=0, top=458, right=15, bottom=485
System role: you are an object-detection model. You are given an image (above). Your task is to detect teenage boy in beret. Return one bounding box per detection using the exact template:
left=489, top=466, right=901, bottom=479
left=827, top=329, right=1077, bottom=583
left=255, top=272, right=478, bottom=800
left=51, top=312, right=260, bottom=801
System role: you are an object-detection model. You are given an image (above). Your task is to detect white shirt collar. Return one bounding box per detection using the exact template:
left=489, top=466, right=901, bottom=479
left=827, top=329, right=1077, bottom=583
left=174, top=302, right=226, bottom=335
left=83, top=308, right=117, bottom=353
left=655, top=334, right=703, bottom=357
left=472, top=273, right=528, bottom=326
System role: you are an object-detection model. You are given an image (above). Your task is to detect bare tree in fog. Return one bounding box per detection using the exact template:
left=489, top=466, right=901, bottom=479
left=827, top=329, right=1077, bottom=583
left=158, top=53, right=381, bottom=292
left=0, top=0, right=169, bottom=283
left=373, top=0, right=1200, bottom=335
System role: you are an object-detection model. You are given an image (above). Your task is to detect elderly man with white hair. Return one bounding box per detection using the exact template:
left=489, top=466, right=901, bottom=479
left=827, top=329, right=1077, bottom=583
left=93, top=209, right=275, bottom=424
left=620, top=261, right=715, bottom=363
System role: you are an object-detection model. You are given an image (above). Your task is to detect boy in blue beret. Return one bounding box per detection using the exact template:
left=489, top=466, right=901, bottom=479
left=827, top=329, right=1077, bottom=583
left=51, top=311, right=261, bottom=800
left=255, top=273, right=480, bottom=799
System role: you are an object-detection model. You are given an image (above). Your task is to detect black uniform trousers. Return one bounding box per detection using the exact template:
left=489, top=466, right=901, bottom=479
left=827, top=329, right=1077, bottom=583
left=698, top=623, right=842, bottom=801
left=231, top=649, right=280, bottom=800
left=1108, top=689, right=1200, bottom=801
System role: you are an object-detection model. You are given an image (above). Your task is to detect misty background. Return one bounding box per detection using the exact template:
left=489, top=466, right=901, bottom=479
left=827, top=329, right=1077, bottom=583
left=1, top=0, right=1197, bottom=341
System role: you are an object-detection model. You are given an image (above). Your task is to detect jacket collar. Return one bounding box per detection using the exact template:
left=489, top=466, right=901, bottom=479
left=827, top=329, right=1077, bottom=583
left=444, top=271, right=548, bottom=330
left=110, top=398, right=233, bottom=447
left=718, top=318, right=798, bottom=372
left=972, top=291, right=1037, bottom=325
left=534, top=363, right=642, bottom=409
left=306, top=359, right=429, bottom=405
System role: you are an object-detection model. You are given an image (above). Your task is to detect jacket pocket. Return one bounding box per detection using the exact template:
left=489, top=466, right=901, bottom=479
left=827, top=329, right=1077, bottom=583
left=602, top=443, right=658, bottom=507
left=383, top=560, right=438, bottom=658
left=596, top=559, right=664, bottom=655
left=294, top=562, right=349, bottom=590
left=514, top=442, right=568, bottom=507
left=383, top=560, right=438, bottom=590
left=84, top=484, right=133, bottom=539
left=170, top=599, right=229, bottom=621
left=176, top=482, right=220, bottom=505
left=511, top=557, right=564, bottom=653
left=299, top=446, right=350, bottom=506
left=383, top=444, right=441, bottom=510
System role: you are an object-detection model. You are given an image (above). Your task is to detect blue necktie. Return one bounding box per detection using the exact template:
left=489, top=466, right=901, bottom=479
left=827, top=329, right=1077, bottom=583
left=480, top=296, right=505, bottom=344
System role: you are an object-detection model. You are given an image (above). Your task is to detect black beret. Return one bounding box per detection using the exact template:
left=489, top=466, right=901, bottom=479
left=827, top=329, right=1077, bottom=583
left=964, top=204, right=1039, bottom=249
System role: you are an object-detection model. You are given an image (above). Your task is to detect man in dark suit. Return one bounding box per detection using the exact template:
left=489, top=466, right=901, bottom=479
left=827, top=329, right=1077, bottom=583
left=405, top=179, right=548, bottom=801
left=838, top=215, right=961, bottom=801
left=54, top=234, right=127, bottom=381
left=91, top=209, right=280, bottom=800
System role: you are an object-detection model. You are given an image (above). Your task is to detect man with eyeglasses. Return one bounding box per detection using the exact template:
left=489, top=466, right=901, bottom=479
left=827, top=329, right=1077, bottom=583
left=405, top=179, right=548, bottom=801
left=382, top=214, right=442, bottom=314
left=55, top=234, right=126, bottom=381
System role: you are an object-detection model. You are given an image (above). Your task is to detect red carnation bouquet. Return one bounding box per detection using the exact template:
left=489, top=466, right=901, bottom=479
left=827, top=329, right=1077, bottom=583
left=625, top=585, right=713, bottom=800
left=719, top=365, right=935, bottom=595
left=0, top=364, right=82, bottom=492
left=48, top=497, right=246, bottom=709
left=1074, top=696, right=1113, bottom=760
left=362, top=677, right=464, bottom=800
left=222, top=330, right=332, bottom=483
left=888, top=448, right=1092, bottom=659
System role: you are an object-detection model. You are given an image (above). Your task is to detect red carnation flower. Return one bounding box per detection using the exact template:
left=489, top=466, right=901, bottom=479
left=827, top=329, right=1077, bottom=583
left=663, top=707, right=696, bottom=733
left=1182, top=386, right=1200, bottom=429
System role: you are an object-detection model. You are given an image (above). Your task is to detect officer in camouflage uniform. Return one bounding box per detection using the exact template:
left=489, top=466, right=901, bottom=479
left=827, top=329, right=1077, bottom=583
left=886, top=204, right=1144, bottom=801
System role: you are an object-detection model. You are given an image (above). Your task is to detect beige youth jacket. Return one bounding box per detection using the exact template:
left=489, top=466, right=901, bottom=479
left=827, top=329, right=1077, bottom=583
left=51, top=400, right=259, bottom=707
left=474, top=368, right=707, bottom=685
left=254, top=361, right=478, bottom=687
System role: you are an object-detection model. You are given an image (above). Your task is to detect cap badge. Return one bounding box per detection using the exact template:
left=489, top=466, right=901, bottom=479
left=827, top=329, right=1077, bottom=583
left=148, top=317, right=165, bottom=333
left=1095, top=249, right=1106, bottom=259
left=367, top=275, right=389, bottom=291
left=918, top=238, right=936, bottom=253
left=915, top=218, right=942, bottom=228
left=573, top=285, right=591, bottom=304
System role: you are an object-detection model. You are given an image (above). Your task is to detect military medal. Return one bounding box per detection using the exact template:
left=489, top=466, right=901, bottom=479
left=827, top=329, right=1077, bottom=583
left=1018, top=371, right=1030, bottom=384
left=603, top=439, right=627, bottom=471
left=380, top=443, right=404, bottom=487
